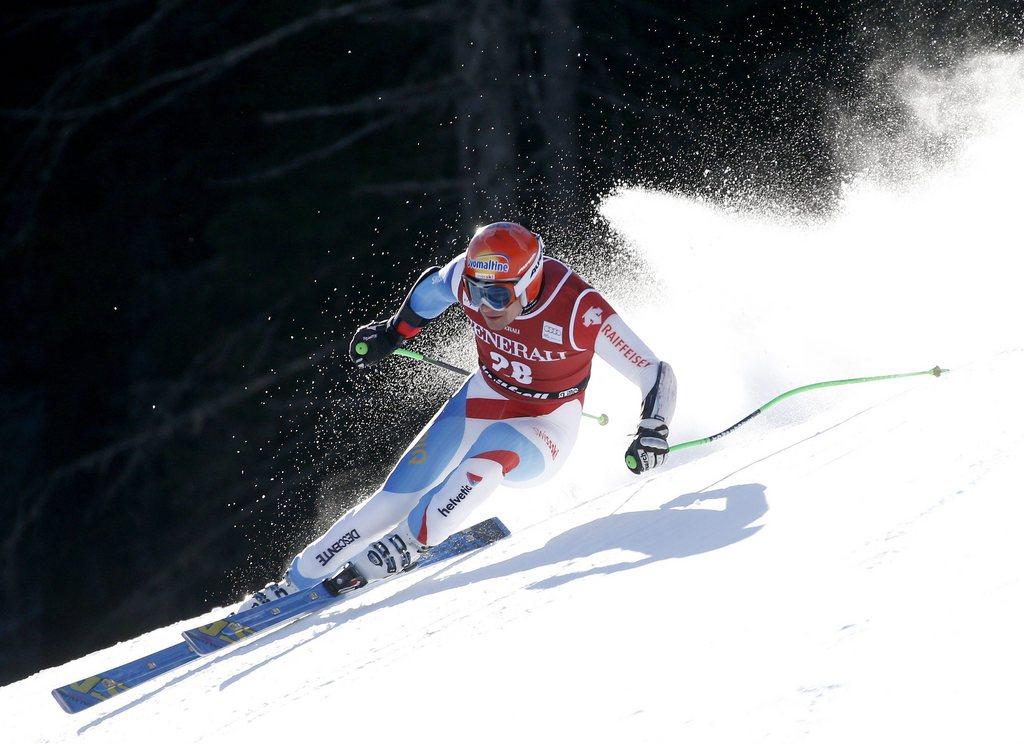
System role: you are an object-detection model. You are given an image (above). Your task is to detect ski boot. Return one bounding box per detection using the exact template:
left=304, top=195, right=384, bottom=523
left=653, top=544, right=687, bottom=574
left=233, top=574, right=296, bottom=614
left=324, top=525, right=427, bottom=595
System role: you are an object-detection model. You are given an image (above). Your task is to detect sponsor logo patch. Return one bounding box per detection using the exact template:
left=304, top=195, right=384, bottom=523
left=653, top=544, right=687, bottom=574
left=408, top=432, right=429, bottom=464
left=315, top=529, right=361, bottom=567
left=470, top=320, right=569, bottom=363
left=438, top=475, right=480, bottom=517
left=542, top=321, right=564, bottom=345
left=600, top=324, right=652, bottom=368
left=532, top=427, right=559, bottom=459
left=467, top=254, right=510, bottom=275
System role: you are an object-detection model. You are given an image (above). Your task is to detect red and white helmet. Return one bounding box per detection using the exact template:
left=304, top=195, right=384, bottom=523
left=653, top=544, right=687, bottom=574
left=463, top=222, right=545, bottom=308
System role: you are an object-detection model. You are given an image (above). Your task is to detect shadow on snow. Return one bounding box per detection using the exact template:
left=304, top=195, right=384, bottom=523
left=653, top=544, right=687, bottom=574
left=79, top=482, right=766, bottom=729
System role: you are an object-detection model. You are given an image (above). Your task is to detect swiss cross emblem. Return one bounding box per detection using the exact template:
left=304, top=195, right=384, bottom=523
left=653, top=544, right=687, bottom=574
left=582, top=306, right=603, bottom=327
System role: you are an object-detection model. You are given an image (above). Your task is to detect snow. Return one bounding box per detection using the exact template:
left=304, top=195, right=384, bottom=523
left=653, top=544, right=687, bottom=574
left=4, top=51, right=1024, bottom=743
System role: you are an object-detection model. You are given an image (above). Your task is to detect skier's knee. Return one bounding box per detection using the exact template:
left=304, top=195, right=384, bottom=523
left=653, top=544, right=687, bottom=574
left=465, top=423, right=545, bottom=483
left=465, top=449, right=520, bottom=478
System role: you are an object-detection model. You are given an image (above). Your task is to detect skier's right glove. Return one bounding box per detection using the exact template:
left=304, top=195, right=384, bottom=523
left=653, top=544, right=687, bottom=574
left=625, top=418, right=670, bottom=474
left=349, top=266, right=442, bottom=368
left=349, top=319, right=403, bottom=368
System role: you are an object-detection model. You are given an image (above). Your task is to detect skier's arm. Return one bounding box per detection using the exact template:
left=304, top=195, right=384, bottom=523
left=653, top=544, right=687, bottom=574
left=594, top=313, right=677, bottom=424
left=350, top=254, right=464, bottom=366
left=392, top=264, right=455, bottom=336
left=597, top=314, right=677, bottom=474
left=573, top=291, right=676, bottom=473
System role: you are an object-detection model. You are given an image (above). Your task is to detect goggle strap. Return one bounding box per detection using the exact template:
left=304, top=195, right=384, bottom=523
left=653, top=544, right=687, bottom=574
left=510, top=237, right=544, bottom=298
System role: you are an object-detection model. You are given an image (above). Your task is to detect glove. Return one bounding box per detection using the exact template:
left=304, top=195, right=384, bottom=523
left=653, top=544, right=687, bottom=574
left=625, top=418, right=670, bottom=474
left=349, top=319, right=403, bottom=367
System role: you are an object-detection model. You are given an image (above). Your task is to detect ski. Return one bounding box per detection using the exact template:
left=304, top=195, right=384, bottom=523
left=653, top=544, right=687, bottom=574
left=52, top=517, right=509, bottom=713
left=181, top=516, right=509, bottom=655
left=51, top=641, right=197, bottom=714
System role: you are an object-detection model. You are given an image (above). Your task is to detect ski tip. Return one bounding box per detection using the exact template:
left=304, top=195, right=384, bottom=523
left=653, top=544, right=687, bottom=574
left=51, top=688, right=77, bottom=714
left=51, top=686, right=99, bottom=715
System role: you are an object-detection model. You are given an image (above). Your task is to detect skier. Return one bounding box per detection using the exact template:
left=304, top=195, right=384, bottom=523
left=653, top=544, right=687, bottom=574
left=242, top=222, right=675, bottom=608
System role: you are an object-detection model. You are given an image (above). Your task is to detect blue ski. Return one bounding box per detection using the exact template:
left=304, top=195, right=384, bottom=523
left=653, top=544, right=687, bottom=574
left=51, top=641, right=197, bottom=714
left=52, top=517, right=508, bottom=714
left=182, top=517, right=509, bottom=655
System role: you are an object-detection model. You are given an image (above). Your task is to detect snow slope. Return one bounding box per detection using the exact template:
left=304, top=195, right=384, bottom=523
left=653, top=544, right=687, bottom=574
left=5, top=51, right=1024, bottom=744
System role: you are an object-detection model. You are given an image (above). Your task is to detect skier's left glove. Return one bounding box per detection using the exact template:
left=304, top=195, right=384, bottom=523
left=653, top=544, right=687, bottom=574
left=349, top=319, right=403, bottom=368
left=625, top=418, right=670, bottom=474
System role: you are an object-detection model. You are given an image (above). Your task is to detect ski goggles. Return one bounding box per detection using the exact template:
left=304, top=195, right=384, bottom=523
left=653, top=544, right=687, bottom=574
left=463, top=276, right=518, bottom=310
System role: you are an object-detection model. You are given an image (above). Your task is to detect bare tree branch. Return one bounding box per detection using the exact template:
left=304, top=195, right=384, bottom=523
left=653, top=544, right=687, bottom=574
left=2, top=0, right=189, bottom=252
left=0, top=336, right=343, bottom=569
left=261, top=74, right=462, bottom=124
left=210, top=113, right=402, bottom=186
left=1, top=0, right=396, bottom=250
left=352, top=177, right=464, bottom=195
left=0, top=0, right=393, bottom=123
left=2, top=0, right=145, bottom=23
left=351, top=1, right=454, bottom=25
left=2, top=123, right=74, bottom=254
left=1, top=0, right=147, bottom=40
left=130, top=64, right=220, bottom=121
left=9, top=0, right=188, bottom=127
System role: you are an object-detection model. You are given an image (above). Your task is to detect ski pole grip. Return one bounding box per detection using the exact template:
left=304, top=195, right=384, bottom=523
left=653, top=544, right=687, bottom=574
left=625, top=454, right=638, bottom=471
left=355, top=341, right=369, bottom=356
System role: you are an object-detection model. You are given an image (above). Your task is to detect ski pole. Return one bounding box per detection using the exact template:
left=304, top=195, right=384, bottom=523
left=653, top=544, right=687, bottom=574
left=625, top=365, right=949, bottom=470
left=391, top=346, right=470, bottom=377
left=354, top=343, right=610, bottom=426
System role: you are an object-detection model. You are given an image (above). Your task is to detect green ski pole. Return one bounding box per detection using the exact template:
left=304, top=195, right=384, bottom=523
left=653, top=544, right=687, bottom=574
left=625, top=365, right=949, bottom=471
left=354, top=342, right=610, bottom=426
left=391, top=346, right=470, bottom=377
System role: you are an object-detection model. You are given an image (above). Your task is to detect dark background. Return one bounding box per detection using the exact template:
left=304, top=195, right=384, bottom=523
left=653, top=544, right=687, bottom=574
left=1, top=0, right=1019, bottom=684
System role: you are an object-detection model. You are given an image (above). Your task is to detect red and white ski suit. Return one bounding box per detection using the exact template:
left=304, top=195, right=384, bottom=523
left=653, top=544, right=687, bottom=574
left=290, top=255, right=674, bottom=584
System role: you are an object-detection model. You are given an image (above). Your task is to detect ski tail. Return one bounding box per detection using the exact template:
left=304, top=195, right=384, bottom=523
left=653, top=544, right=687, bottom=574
left=420, top=516, right=510, bottom=563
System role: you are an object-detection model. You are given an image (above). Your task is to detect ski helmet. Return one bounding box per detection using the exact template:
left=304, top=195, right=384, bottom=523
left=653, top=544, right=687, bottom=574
left=463, top=222, right=545, bottom=309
